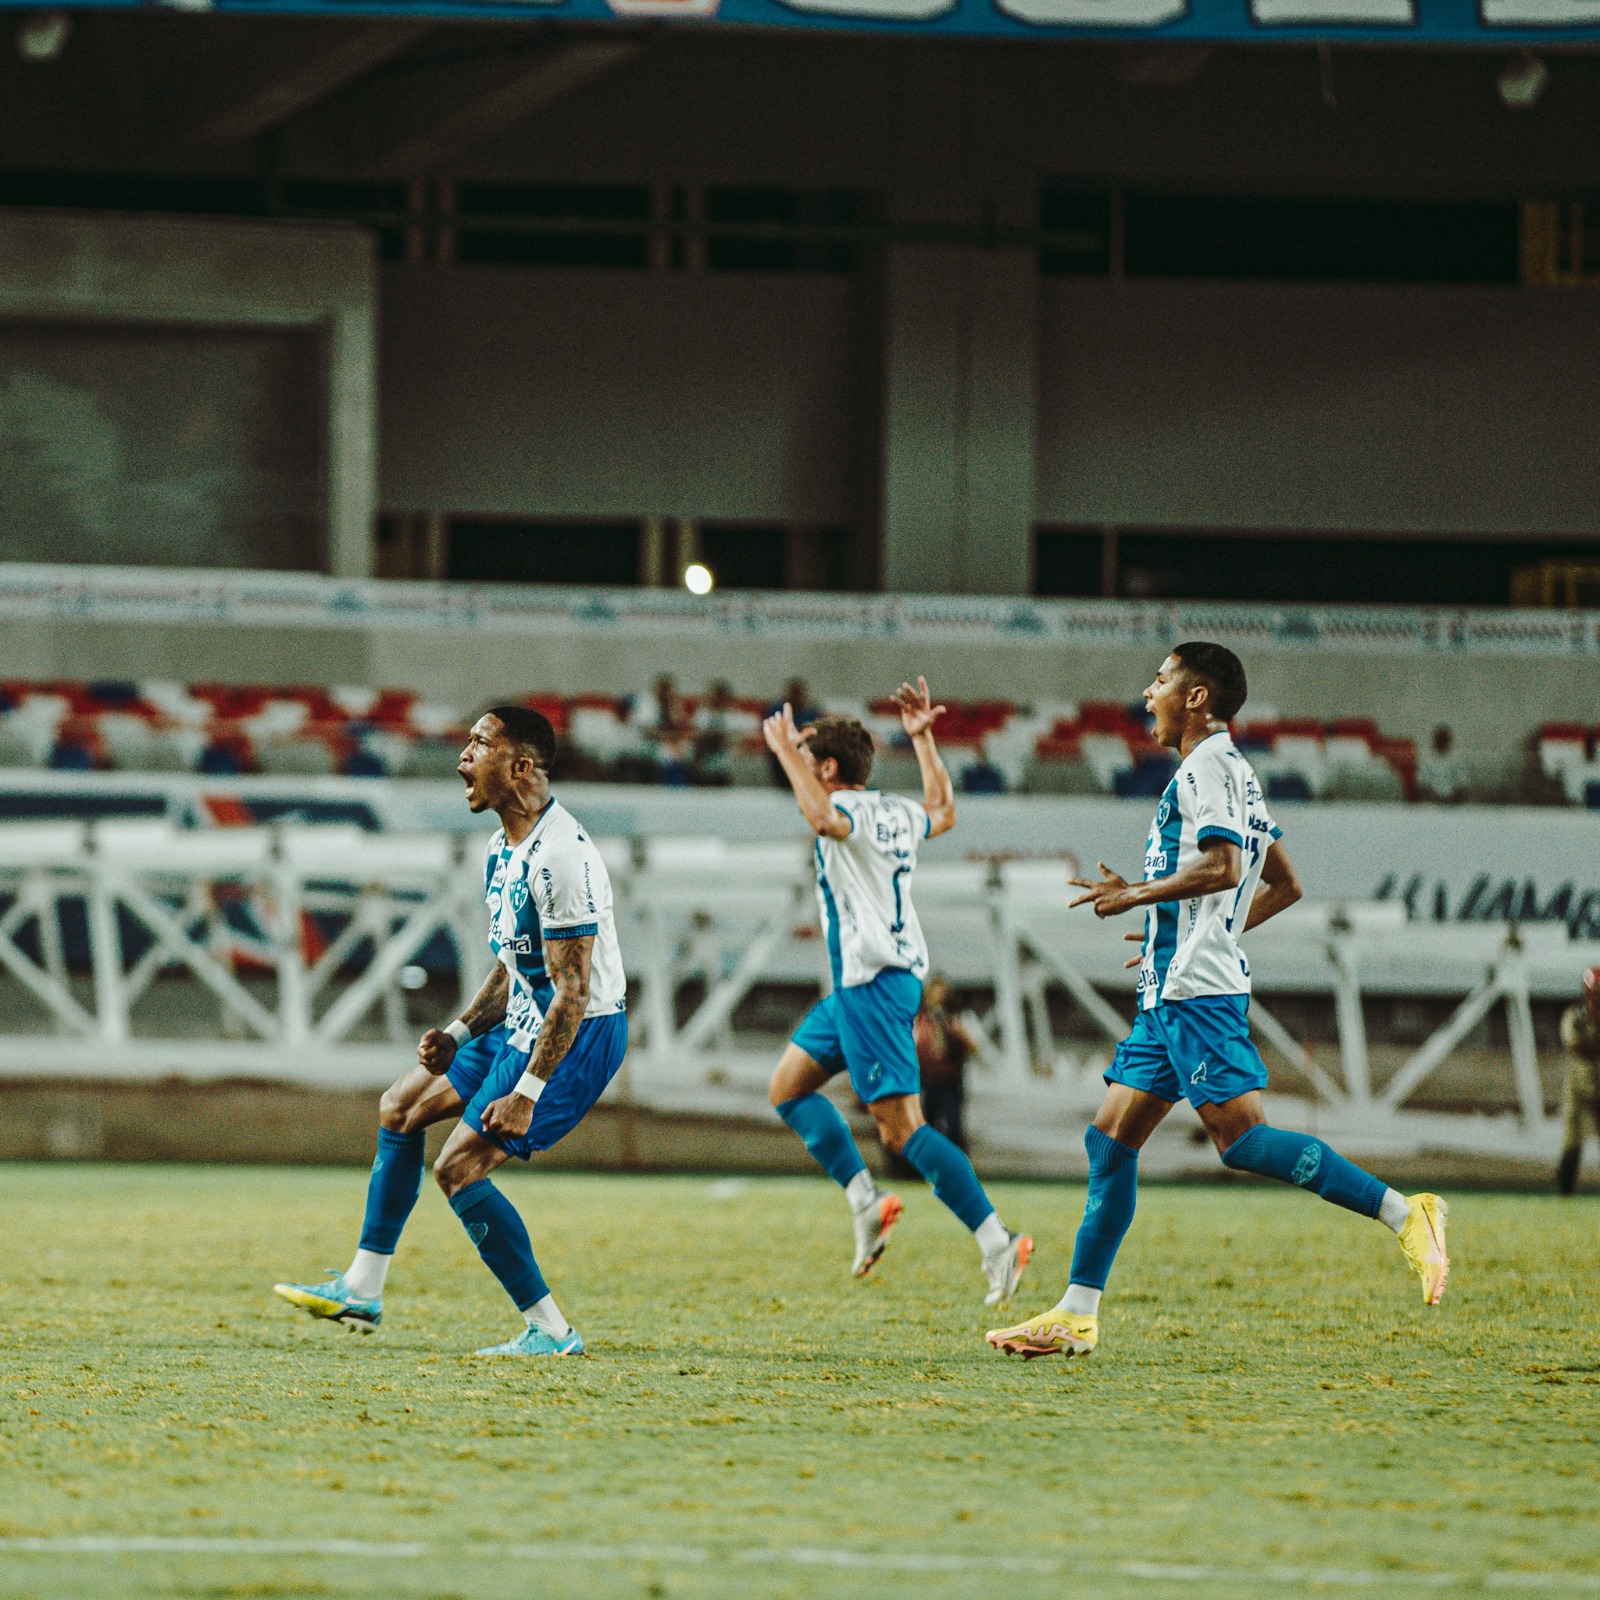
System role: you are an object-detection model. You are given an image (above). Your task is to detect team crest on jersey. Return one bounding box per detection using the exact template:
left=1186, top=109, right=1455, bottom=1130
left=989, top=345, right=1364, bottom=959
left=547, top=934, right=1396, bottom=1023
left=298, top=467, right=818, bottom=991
left=1156, top=800, right=1172, bottom=827
left=509, top=879, right=529, bottom=913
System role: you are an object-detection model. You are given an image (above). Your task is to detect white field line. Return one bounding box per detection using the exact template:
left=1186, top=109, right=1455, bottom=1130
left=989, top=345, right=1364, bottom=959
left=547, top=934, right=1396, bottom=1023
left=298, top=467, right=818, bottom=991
left=0, top=1537, right=1597, bottom=1589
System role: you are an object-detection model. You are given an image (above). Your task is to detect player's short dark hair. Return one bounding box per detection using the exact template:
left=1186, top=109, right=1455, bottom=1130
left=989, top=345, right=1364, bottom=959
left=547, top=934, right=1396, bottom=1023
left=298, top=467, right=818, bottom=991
left=805, top=716, right=875, bottom=786
left=481, top=703, right=557, bottom=771
left=1171, top=642, right=1248, bottom=722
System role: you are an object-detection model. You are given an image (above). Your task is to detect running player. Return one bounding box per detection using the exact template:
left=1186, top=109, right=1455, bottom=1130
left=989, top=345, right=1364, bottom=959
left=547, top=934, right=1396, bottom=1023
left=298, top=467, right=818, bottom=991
left=765, top=678, right=1031, bottom=1308
left=987, top=644, right=1449, bottom=1361
left=274, top=705, right=628, bottom=1356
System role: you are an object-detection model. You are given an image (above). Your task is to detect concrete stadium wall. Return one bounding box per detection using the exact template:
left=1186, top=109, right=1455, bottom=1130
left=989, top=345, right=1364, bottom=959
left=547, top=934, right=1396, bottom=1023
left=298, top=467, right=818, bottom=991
left=1037, top=279, right=1600, bottom=537
left=373, top=266, right=1600, bottom=556
left=379, top=267, right=860, bottom=524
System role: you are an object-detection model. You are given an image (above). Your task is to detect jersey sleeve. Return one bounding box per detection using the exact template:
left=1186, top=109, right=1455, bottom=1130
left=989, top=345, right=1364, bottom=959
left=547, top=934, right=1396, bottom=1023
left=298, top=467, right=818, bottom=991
left=900, top=796, right=931, bottom=842
left=1183, top=746, right=1245, bottom=848
left=531, top=838, right=601, bottom=939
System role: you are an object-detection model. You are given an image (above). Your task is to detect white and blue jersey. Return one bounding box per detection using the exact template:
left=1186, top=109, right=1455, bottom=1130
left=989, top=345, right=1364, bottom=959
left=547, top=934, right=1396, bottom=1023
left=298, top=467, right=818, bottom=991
left=485, top=798, right=627, bottom=1050
left=792, top=788, right=930, bottom=1105
left=1135, top=731, right=1279, bottom=1011
left=484, top=825, right=552, bottom=1048
left=455, top=797, right=629, bottom=1160
left=813, top=789, right=931, bottom=990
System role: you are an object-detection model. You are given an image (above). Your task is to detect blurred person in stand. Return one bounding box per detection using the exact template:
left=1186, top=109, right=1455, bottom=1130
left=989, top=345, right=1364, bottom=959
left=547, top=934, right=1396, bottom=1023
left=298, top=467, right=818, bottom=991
left=915, top=974, right=978, bottom=1152
left=1556, top=965, right=1600, bottom=1195
left=767, top=678, right=822, bottom=787
left=647, top=673, right=692, bottom=785
left=692, top=679, right=735, bottom=786
left=1416, top=724, right=1466, bottom=804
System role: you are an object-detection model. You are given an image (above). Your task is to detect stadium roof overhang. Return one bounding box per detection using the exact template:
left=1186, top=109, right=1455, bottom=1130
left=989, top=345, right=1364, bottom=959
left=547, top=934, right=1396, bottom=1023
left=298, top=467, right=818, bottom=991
left=2, top=0, right=1598, bottom=47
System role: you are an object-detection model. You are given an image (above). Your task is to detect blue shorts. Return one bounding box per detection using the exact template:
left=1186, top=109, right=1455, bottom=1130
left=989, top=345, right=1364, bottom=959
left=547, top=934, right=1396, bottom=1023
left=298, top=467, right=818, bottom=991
left=448, top=1013, right=629, bottom=1160
left=791, top=967, right=923, bottom=1105
left=1105, top=995, right=1268, bottom=1108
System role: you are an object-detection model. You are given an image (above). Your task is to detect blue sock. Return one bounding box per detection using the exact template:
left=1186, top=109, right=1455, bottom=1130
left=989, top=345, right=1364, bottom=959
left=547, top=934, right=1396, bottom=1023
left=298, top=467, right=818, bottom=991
left=449, top=1179, right=548, bottom=1311
left=1069, top=1125, right=1140, bottom=1291
left=1221, top=1125, right=1386, bottom=1218
left=901, top=1124, right=995, bottom=1233
left=357, top=1128, right=425, bottom=1256
left=776, top=1094, right=868, bottom=1190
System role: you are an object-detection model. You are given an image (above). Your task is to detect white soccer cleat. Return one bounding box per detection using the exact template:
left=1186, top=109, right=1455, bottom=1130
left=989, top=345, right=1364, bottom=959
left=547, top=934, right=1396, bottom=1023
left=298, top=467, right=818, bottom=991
left=851, top=1192, right=904, bottom=1277
left=983, top=1231, right=1034, bottom=1308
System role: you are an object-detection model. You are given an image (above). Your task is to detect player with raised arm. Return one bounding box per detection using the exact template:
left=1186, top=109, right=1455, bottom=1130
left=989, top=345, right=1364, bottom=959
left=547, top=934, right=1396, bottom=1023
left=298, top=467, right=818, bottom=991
left=987, top=643, right=1449, bottom=1361
left=274, top=705, right=627, bottom=1356
left=765, top=678, right=1032, bottom=1307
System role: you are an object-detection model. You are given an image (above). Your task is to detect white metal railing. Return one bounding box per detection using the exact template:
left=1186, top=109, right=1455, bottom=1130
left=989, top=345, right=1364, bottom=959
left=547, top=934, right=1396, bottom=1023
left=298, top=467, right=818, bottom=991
left=0, top=821, right=1587, bottom=1165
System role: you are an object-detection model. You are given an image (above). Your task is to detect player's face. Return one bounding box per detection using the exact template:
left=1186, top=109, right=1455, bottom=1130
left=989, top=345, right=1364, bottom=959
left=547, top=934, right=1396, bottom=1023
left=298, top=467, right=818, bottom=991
left=1143, top=655, right=1191, bottom=749
left=458, top=715, right=514, bottom=812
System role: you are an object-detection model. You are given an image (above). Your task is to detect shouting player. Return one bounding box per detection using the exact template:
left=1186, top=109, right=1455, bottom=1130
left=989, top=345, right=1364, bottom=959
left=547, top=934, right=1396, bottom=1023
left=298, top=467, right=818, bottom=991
left=987, top=644, right=1449, bottom=1361
left=274, top=705, right=627, bottom=1356
left=765, top=678, right=1031, bottom=1307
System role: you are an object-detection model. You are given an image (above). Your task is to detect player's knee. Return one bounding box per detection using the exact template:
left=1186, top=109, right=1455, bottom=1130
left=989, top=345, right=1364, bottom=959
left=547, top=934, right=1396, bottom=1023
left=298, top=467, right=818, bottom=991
left=432, top=1147, right=467, bottom=1197
left=379, top=1081, right=419, bottom=1133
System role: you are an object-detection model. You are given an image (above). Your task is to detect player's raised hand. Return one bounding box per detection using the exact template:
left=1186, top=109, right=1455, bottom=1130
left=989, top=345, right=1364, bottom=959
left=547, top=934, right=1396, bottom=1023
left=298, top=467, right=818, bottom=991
left=480, top=1092, right=534, bottom=1141
left=761, top=702, right=801, bottom=757
left=892, top=676, right=946, bottom=739
left=1068, top=861, right=1141, bottom=918
left=1122, top=928, right=1144, bottom=969
left=416, top=1027, right=458, bottom=1074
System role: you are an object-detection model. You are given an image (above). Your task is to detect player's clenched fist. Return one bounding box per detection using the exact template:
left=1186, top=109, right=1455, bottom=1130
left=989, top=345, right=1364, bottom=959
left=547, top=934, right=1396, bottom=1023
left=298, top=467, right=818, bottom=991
left=480, top=1092, right=533, bottom=1141
left=416, top=1028, right=458, bottom=1074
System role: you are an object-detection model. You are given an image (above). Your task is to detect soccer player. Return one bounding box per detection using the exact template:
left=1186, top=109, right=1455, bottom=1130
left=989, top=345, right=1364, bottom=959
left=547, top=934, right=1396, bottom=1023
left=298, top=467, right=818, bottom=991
left=764, top=678, right=1032, bottom=1307
left=274, top=705, right=628, bottom=1356
left=987, top=644, right=1450, bottom=1361
left=1556, top=966, right=1600, bottom=1195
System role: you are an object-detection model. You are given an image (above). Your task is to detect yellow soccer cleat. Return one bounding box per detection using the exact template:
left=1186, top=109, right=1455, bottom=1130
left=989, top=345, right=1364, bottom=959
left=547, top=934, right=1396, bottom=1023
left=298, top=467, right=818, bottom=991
left=985, top=1307, right=1098, bottom=1360
left=1397, top=1193, right=1450, bottom=1306
left=273, top=1272, right=382, bottom=1330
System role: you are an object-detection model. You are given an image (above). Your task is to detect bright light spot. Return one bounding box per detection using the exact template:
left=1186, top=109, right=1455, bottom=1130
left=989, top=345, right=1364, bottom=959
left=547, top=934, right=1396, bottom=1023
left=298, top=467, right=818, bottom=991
left=399, top=964, right=429, bottom=991
left=683, top=563, right=714, bottom=596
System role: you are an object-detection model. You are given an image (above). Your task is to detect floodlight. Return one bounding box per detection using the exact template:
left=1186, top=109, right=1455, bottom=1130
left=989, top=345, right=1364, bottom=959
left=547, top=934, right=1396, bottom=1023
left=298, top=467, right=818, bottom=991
left=1497, top=53, right=1548, bottom=110
left=16, top=10, right=70, bottom=63
left=684, top=563, right=714, bottom=596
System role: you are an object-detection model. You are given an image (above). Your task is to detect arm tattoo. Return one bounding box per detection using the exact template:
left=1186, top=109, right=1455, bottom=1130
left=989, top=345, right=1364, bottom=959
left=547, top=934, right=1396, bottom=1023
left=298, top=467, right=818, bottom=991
left=459, top=964, right=509, bottom=1034
left=527, top=935, right=593, bottom=1082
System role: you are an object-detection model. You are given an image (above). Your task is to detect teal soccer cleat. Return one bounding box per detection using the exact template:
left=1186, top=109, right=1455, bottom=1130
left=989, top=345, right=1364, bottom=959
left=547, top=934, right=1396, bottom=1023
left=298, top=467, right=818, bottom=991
left=273, top=1272, right=382, bottom=1331
left=475, top=1325, right=586, bottom=1357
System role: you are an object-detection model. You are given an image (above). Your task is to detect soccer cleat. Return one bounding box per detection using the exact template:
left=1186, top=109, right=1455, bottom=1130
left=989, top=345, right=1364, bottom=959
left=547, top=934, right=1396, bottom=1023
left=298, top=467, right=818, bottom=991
left=851, top=1192, right=904, bottom=1278
left=1397, top=1192, right=1450, bottom=1306
left=986, top=1307, right=1098, bottom=1360
left=273, top=1272, right=382, bottom=1331
left=475, top=1325, right=586, bottom=1357
left=983, top=1231, right=1033, bottom=1308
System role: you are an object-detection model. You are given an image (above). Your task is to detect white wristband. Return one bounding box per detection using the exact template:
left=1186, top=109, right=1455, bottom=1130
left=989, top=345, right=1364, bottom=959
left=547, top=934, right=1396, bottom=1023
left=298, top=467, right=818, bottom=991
left=512, top=1071, right=546, bottom=1103
left=443, top=1020, right=471, bottom=1047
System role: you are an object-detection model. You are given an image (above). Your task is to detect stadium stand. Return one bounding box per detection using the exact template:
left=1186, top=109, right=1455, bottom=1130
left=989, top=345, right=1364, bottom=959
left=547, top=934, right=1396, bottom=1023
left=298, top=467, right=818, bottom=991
left=0, top=675, right=1497, bottom=803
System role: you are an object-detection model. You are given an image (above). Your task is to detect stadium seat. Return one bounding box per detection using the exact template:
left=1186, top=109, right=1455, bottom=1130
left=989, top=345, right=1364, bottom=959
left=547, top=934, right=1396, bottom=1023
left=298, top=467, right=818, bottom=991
left=1266, top=772, right=1312, bottom=803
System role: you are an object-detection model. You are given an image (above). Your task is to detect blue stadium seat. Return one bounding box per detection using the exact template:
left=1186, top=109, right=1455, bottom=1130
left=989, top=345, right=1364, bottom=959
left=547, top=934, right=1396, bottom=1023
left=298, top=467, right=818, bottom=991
left=48, top=741, right=95, bottom=771
left=960, top=762, right=1006, bottom=794
left=1267, top=772, right=1312, bottom=803
left=198, top=743, right=243, bottom=776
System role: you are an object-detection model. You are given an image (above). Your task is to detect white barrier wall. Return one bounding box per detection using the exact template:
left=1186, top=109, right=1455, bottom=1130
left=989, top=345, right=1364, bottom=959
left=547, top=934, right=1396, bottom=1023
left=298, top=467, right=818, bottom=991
left=1, top=769, right=1596, bottom=953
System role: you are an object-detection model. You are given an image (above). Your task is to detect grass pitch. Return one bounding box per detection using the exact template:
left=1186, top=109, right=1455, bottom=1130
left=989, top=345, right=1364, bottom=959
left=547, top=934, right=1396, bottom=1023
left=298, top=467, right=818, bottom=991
left=1, top=1165, right=1598, bottom=1599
